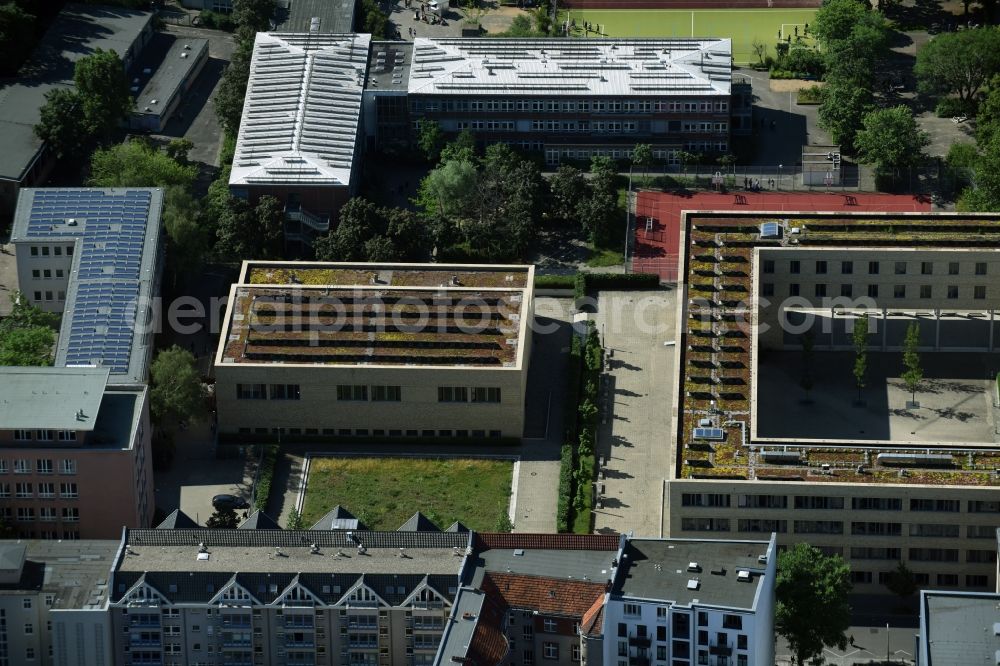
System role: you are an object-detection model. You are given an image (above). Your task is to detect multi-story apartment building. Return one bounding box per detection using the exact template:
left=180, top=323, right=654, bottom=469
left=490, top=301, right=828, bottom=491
left=0, top=538, right=119, bottom=666
left=214, top=261, right=534, bottom=442
left=667, top=210, right=1000, bottom=593
left=4, top=188, right=163, bottom=538
left=402, top=38, right=745, bottom=167
left=0, top=367, right=153, bottom=539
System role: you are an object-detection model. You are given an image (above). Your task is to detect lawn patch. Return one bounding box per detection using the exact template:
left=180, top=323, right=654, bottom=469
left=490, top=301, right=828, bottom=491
left=301, top=457, right=513, bottom=531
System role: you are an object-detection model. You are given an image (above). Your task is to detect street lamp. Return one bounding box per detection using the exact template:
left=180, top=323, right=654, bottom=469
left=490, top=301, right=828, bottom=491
left=778, top=164, right=783, bottom=190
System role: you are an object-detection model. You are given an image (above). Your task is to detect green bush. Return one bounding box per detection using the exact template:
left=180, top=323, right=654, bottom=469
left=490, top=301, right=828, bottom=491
left=199, top=10, right=236, bottom=31
left=534, top=274, right=576, bottom=289
left=556, top=443, right=573, bottom=532
left=573, top=273, right=586, bottom=300
left=585, top=272, right=660, bottom=291
left=253, top=445, right=279, bottom=513
left=935, top=97, right=973, bottom=118
left=797, top=85, right=824, bottom=105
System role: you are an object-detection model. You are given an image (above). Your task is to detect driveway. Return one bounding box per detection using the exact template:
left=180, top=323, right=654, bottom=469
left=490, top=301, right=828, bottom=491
left=591, top=289, right=677, bottom=536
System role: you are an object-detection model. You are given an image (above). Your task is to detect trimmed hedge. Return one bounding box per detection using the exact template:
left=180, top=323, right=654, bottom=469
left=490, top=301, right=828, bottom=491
left=585, top=272, right=661, bottom=290
left=534, top=274, right=576, bottom=289
left=556, top=444, right=573, bottom=532
left=556, top=334, right=584, bottom=532
left=570, top=323, right=602, bottom=534
left=253, top=445, right=279, bottom=513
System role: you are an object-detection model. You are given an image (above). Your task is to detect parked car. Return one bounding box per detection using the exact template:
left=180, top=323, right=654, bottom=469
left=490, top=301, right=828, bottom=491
left=212, top=494, right=249, bottom=511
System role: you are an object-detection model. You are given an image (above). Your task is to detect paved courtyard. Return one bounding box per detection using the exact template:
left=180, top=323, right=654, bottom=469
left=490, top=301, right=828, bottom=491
left=757, top=351, right=999, bottom=443
left=591, top=289, right=677, bottom=536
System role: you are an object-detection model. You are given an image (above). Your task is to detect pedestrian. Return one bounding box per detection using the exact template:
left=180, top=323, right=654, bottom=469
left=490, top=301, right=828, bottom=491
left=743, top=176, right=748, bottom=189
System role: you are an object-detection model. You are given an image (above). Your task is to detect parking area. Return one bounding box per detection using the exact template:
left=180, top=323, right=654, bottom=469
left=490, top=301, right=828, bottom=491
left=591, top=289, right=678, bottom=536
left=153, top=420, right=255, bottom=525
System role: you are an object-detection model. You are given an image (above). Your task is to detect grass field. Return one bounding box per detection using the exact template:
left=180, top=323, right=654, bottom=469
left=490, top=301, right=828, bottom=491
left=300, top=457, right=513, bottom=532
left=560, top=8, right=818, bottom=64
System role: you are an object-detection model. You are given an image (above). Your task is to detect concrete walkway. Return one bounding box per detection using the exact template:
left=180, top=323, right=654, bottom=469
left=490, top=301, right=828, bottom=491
left=592, top=289, right=677, bottom=537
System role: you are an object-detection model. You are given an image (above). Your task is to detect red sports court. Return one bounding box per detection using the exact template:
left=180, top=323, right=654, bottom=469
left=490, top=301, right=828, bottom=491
left=632, top=191, right=933, bottom=281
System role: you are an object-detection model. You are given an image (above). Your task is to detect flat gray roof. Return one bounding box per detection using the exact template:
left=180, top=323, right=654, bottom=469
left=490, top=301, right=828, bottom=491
left=134, top=36, right=208, bottom=117
left=0, top=367, right=109, bottom=431
left=0, top=4, right=152, bottom=182
left=230, top=33, right=371, bottom=189
left=275, top=0, right=356, bottom=33
left=922, top=591, right=1000, bottom=666
left=436, top=588, right=487, bottom=664
left=366, top=41, right=412, bottom=91
left=614, top=539, right=769, bottom=610
left=409, top=38, right=733, bottom=97
left=0, top=539, right=120, bottom=610
left=472, top=548, right=616, bottom=587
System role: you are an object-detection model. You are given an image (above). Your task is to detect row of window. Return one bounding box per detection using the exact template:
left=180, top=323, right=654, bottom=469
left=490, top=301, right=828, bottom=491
left=683, top=494, right=993, bottom=513
left=681, top=517, right=1000, bottom=539
left=0, top=458, right=77, bottom=474
left=12, top=529, right=78, bottom=540
left=31, top=290, right=65, bottom=302
left=27, top=245, right=73, bottom=257
left=765, top=282, right=989, bottom=300
left=6, top=507, right=79, bottom=522
left=235, top=384, right=301, bottom=401
left=0, top=482, right=78, bottom=498
left=11, top=431, right=77, bottom=443
left=234, top=384, right=503, bottom=404
left=850, top=571, right=990, bottom=588
left=237, top=426, right=503, bottom=439
left=768, top=259, right=990, bottom=277
left=29, top=268, right=65, bottom=280
left=413, top=98, right=729, bottom=114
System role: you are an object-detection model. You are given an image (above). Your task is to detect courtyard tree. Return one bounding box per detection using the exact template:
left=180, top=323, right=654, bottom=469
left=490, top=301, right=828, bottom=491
left=74, top=48, right=132, bottom=140
left=150, top=345, right=207, bottom=431
left=902, top=321, right=923, bottom=407
left=915, top=28, right=1000, bottom=107
left=776, top=543, right=852, bottom=666
left=977, top=76, right=1000, bottom=148
left=958, top=140, right=1000, bottom=211
left=215, top=46, right=252, bottom=136
left=232, top=0, right=276, bottom=33
left=0, top=292, right=59, bottom=367
left=286, top=508, right=304, bottom=530
left=632, top=143, right=653, bottom=186
left=818, top=81, right=874, bottom=152
left=855, top=106, right=929, bottom=177
left=206, top=507, right=240, bottom=529
left=416, top=119, right=446, bottom=162
left=812, top=0, right=870, bottom=46
left=751, top=38, right=767, bottom=66
left=215, top=195, right=284, bottom=260
left=885, top=561, right=918, bottom=599
left=34, top=89, right=87, bottom=160
left=549, top=164, right=588, bottom=222
left=88, top=139, right=198, bottom=189
left=852, top=315, right=869, bottom=404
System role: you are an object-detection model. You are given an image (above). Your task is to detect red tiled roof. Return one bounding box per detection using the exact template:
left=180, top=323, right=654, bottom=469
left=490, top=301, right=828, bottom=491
left=482, top=572, right=606, bottom=618
left=580, top=594, right=605, bottom=636
left=465, top=590, right=510, bottom=666
left=476, top=533, right=620, bottom=551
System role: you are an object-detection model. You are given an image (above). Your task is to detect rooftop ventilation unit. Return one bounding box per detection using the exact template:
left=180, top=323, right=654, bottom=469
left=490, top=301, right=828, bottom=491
left=736, top=570, right=751, bottom=582
left=687, top=562, right=701, bottom=573
left=687, top=579, right=700, bottom=590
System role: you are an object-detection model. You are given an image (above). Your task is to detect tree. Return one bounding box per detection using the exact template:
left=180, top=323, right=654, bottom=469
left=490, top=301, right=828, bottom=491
left=165, top=138, right=195, bottom=164
left=88, top=140, right=198, bottom=188
left=550, top=165, right=587, bottom=222
left=232, top=0, right=275, bottom=32
left=358, top=0, right=389, bottom=38
left=34, top=89, right=88, bottom=160
left=286, top=508, right=304, bottom=530
left=915, top=28, right=1000, bottom=105
left=776, top=543, right=851, bottom=666
left=959, top=139, right=1000, bottom=211
left=852, top=315, right=868, bottom=403
left=632, top=143, right=653, bottom=186
left=812, top=0, right=870, bottom=46
left=0, top=3, right=36, bottom=72
left=577, top=191, right=618, bottom=248
left=215, top=46, right=252, bottom=136
left=163, top=187, right=213, bottom=287
left=819, top=84, right=874, bottom=152
left=977, top=76, right=1000, bottom=148
left=751, top=38, right=767, bottom=66
left=417, top=158, right=479, bottom=220
left=885, top=561, right=918, bottom=598
left=74, top=48, right=132, bottom=139
left=383, top=207, right=431, bottom=261
left=855, top=106, right=929, bottom=175
left=215, top=195, right=284, bottom=260
left=206, top=507, right=239, bottom=529
left=902, top=321, right=923, bottom=406
left=149, top=345, right=207, bottom=430
left=0, top=292, right=59, bottom=367
left=822, top=17, right=888, bottom=86
left=501, top=14, right=540, bottom=37
left=416, top=119, right=445, bottom=162
left=315, top=197, right=384, bottom=261
left=495, top=513, right=514, bottom=532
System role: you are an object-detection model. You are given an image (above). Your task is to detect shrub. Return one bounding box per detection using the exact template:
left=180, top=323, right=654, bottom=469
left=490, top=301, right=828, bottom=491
left=797, top=85, right=824, bottom=105
left=198, top=10, right=236, bottom=31
left=584, top=272, right=660, bottom=291
left=935, top=97, right=973, bottom=118
left=556, top=444, right=573, bottom=532
left=534, top=274, right=576, bottom=289
left=253, top=445, right=279, bottom=513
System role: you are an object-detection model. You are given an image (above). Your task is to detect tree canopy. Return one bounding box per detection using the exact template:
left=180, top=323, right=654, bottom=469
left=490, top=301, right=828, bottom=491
left=34, top=89, right=87, bottom=159
left=915, top=28, right=1000, bottom=104
left=855, top=106, right=929, bottom=174
left=74, top=48, right=132, bottom=139
left=206, top=507, right=239, bottom=529
left=215, top=195, right=284, bottom=261
left=313, top=198, right=431, bottom=263
left=88, top=140, right=198, bottom=189
left=0, top=2, right=36, bottom=75
left=0, top=292, right=59, bottom=367
left=549, top=165, right=588, bottom=223
left=215, top=46, right=252, bottom=136
left=149, top=345, right=207, bottom=429
left=776, top=543, right=852, bottom=666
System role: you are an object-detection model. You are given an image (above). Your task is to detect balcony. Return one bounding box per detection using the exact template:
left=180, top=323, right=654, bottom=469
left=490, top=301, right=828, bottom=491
left=128, top=618, right=161, bottom=627
left=129, top=639, right=162, bottom=648
left=286, top=620, right=315, bottom=629
left=709, top=644, right=733, bottom=657
left=286, top=639, right=316, bottom=648
left=348, top=641, right=379, bottom=649
left=628, top=636, right=651, bottom=648
left=222, top=641, right=252, bottom=649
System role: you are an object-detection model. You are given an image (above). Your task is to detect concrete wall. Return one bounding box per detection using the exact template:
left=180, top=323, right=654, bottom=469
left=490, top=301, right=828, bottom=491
left=52, top=608, right=112, bottom=666
left=666, top=479, right=1000, bottom=594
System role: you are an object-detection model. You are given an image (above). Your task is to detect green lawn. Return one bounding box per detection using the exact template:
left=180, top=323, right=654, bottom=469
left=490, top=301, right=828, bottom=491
left=560, top=8, right=818, bottom=64
left=587, top=246, right=624, bottom=267
left=301, top=457, right=513, bottom=531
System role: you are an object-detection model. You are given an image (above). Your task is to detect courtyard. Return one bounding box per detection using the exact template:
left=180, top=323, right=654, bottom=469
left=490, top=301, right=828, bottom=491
left=299, top=456, right=513, bottom=531
left=756, top=350, right=999, bottom=444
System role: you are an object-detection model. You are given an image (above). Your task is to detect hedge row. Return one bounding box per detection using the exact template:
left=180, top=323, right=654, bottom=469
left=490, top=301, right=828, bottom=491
left=253, top=445, right=280, bottom=513
left=534, top=274, right=576, bottom=289
left=571, top=325, right=602, bottom=533
left=556, top=444, right=573, bottom=532
left=556, top=334, right=584, bottom=532
left=572, top=271, right=661, bottom=299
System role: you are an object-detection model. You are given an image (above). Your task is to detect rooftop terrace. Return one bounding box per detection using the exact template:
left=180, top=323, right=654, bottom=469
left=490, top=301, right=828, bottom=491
left=675, top=212, right=1000, bottom=486
left=219, top=262, right=533, bottom=368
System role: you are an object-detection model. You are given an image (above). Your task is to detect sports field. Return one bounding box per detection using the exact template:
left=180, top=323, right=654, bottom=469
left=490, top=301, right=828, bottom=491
left=560, top=8, right=817, bottom=64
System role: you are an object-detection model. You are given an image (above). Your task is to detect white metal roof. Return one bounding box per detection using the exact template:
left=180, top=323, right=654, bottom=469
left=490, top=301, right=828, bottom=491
left=229, top=33, right=372, bottom=188
left=408, top=37, right=732, bottom=97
